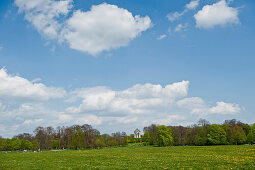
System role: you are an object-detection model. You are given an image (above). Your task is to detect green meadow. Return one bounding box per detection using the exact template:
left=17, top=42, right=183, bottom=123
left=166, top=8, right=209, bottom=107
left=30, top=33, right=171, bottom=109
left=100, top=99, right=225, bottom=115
left=0, top=145, right=254, bottom=169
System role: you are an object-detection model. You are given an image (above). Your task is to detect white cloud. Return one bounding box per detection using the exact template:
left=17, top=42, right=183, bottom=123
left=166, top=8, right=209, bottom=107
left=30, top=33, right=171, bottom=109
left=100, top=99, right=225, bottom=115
left=167, top=0, right=200, bottom=22
left=177, top=97, right=241, bottom=115
left=209, top=102, right=241, bottom=114
left=174, top=23, right=188, bottom=32
left=58, top=114, right=73, bottom=123
left=23, top=119, right=43, bottom=125
left=61, top=3, right=152, bottom=55
left=75, top=115, right=102, bottom=125
left=157, top=34, right=167, bottom=40
left=167, top=11, right=185, bottom=22
left=15, top=1, right=152, bottom=55
left=0, top=68, right=65, bottom=101
left=186, top=0, right=200, bottom=10
left=0, top=69, right=244, bottom=137
left=0, top=46, right=3, bottom=51
left=194, top=0, right=240, bottom=29
left=66, top=81, right=190, bottom=115
left=152, top=115, right=185, bottom=125
left=116, top=116, right=138, bottom=124
left=15, top=0, right=73, bottom=39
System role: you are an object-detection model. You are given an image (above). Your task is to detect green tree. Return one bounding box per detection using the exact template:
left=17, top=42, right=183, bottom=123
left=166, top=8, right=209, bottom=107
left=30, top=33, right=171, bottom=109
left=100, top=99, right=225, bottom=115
left=233, top=126, right=247, bottom=145
left=0, top=138, right=4, bottom=151
left=243, top=124, right=251, bottom=136
left=128, top=134, right=135, bottom=143
left=157, top=125, right=173, bottom=147
left=144, top=124, right=158, bottom=145
left=247, top=124, right=255, bottom=144
left=4, top=139, right=12, bottom=151
left=21, top=140, right=33, bottom=150
left=142, top=131, right=150, bottom=145
left=101, top=134, right=110, bottom=146
left=194, top=135, right=206, bottom=146
left=185, top=129, right=192, bottom=145
left=95, top=136, right=105, bottom=148
left=12, top=138, right=22, bottom=150
left=207, top=124, right=227, bottom=145
left=194, top=126, right=208, bottom=146
left=32, top=140, right=39, bottom=150
left=50, top=139, right=59, bottom=149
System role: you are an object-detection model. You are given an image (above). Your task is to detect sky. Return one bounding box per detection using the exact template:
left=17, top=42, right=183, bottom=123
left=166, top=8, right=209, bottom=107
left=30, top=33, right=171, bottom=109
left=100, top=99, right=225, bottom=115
left=0, top=0, right=255, bottom=138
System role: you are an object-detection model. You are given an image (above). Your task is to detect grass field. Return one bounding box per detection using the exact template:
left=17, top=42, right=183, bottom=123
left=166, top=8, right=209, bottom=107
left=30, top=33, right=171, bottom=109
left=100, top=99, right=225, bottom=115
left=1, top=145, right=255, bottom=169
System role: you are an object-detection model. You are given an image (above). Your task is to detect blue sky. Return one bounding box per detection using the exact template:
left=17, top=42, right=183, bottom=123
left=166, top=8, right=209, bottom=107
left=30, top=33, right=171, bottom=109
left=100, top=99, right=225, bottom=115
left=0, top=0, right=254, bottom=137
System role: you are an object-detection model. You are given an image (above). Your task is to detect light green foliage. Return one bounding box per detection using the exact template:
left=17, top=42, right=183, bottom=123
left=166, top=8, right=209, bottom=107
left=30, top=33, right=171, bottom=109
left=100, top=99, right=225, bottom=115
left=95, top=136, right=105, bottom=148
left=4, top=139, right=12, bottom=150
left=208, top=124, right=227, bottom=145
left=157, top=125, right=173, bottom=146
left=142, top=131, right=150, bottom=145
left=128, top=134, right=135, bottom=143
left=11, top=138, right=22, bottom=150
left=21, top=140, right=33, bottom=150
left=247, top=124, right=255, bottom=144
left=108, top=139, right=117, bottom=147
left=0, top=146, right=254, bottom=169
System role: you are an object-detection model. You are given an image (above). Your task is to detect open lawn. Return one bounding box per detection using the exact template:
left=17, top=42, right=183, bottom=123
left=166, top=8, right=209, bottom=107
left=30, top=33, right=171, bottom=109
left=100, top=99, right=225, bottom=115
left=0, top=145, right=255, bottom=169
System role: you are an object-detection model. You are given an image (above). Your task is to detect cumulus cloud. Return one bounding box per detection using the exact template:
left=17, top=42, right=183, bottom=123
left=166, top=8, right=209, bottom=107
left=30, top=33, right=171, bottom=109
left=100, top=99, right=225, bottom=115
left=194, top=0, right=240, bottom=29
left=0, top=68, right=243, bottom=137
left=15, top=0, right=73, bottom=39
left=177, top=97, right=241, bottom=115
left=0, top=68, right=65, bottom=101
left=209, top=102, right=241, bottom=114
left=66, top=81, right=189, bottom=115
left=75, top=115, right=102, bottom=125
left=23, top=119, right=43, bottom=125
left=0, top=105, right=70, bottom=137
left=116, top=116, right=138, bottom=124
left=15, top=1, right=152, bottom=55
left=151, top=115, right=185, bottom=125
left=61, top=3, right=152, bottom=55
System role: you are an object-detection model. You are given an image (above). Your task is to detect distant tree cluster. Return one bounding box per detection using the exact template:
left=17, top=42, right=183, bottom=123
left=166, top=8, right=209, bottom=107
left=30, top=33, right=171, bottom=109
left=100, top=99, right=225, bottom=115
left=138, top=119, right=255, bottom=146
left=0, top=124, right=127, bottom=151
left=1, top=119, right=255, bottom=151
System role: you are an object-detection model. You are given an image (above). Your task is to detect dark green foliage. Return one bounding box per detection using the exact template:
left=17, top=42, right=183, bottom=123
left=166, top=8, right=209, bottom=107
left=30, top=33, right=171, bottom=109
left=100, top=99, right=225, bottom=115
left=143, top=124, right=158, bottom=145
left=233, top=126, right=247, bottom=145
left=50, top=139, right=59, bottom=149
left=194, top=128, right=207, bottom=146
left=32, top=140, right=39, bottom=150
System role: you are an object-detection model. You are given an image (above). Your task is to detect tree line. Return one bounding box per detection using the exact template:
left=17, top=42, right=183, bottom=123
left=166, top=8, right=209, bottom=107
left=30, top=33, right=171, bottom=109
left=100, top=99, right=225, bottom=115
left=140, top=119, right=255, bottom=146
left=0, top=119, right=255, bottom=151
left=0, top=124, right=128, bottom=151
